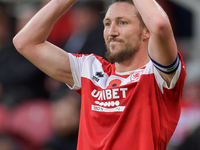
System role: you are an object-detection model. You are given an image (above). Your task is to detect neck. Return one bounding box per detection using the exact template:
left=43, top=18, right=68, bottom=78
left=115, top=48, right=150, bottom=72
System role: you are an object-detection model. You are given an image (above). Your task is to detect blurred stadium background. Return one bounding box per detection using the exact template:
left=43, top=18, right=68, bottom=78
left=0, top=0, right=200, bottom=150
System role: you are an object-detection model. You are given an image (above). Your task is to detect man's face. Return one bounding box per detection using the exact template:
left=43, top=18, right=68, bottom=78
left=103, top=2, right=143, bottom=63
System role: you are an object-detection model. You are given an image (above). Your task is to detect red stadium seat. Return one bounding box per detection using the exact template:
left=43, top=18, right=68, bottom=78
left=0, top=104, right=10, bottom=134
left=7, top=99, right=54, bottom=150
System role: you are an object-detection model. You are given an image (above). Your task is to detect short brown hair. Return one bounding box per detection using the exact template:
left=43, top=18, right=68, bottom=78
left=112, top=0, right=134, bottom=4
left=106, top=0, right=146, bottom=28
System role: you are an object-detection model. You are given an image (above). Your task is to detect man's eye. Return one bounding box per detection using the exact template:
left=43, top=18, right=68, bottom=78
left=119, top=21, right=127, bottom=25
left=105, top=23, right=111, bottom=27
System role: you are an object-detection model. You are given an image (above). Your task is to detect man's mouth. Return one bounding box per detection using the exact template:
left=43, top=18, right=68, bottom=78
left=110, top=40, right=120, bottom=44
left=109, top=38, right=123, bottom=44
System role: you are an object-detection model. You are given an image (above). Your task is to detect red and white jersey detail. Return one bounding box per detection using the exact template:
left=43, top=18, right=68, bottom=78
left=67, top=52, right=186, bottom=150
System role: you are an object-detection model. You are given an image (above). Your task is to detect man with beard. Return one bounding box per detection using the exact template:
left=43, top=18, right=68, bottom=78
left=13, top=0, right=186, bottom=150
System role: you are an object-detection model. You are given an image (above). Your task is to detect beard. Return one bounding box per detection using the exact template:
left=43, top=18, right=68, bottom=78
left=105, top=37, right=141, bottom=64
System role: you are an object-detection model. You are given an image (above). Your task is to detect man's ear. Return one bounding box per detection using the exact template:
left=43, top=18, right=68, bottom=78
left=142, top=27, right=150, bottom=40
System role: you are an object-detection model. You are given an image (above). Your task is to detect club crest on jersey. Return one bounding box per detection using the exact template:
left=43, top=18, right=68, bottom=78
left=128, top=71, right=143, bottom=84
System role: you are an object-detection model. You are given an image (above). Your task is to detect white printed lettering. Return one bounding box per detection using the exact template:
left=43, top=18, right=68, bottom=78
left=98, top=91, right=103, bottom=100
left=120, top=88, right=128, bottom=98
left=113, top=88, right=119, bottom=99
left=91, top=105, right=125, bottom=112
left=102, top=90, right=106, bottom=100
left=91, top=88, right=128, bottom=101
left=91, top=89, right=99, bottom=98
left=106, top=89, right=112, bottom=100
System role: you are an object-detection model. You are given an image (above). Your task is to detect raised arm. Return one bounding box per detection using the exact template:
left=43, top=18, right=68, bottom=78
left=13, top=0, right=77, bottom=86
left=132, top=0, right=178, bottom=84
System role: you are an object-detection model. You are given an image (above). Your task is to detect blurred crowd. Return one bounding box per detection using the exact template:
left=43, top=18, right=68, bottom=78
left=0, top=0, right=199, bottom=150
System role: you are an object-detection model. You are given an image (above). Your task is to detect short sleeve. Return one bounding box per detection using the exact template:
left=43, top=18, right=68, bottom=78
left=66, top=53, right=88, bottom=90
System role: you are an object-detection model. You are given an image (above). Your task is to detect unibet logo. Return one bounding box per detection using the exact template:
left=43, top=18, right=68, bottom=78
left=91, top=88, right=128, bottom=100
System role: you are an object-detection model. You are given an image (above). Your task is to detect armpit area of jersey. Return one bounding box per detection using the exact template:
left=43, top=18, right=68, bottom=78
left=149, top=53, right=180, bottom=74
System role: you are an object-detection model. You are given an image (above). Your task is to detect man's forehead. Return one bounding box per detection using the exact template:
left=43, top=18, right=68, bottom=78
left=104, top=2, right=137, bottom=20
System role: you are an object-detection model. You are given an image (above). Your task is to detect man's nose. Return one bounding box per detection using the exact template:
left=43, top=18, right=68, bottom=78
left=108, top=23, right=119, bottom=36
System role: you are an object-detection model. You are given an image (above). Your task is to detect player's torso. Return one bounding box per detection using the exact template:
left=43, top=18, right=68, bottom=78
left=68, top=53, right=185, bottom=150
left=78, top=59, right=161, bottom=149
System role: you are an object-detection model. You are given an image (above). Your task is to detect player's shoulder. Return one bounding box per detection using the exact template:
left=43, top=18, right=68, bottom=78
left=69, top=53, right=110, bottom=65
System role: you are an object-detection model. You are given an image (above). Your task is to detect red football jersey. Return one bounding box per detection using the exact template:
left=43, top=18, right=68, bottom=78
left=67, top=52, right=186, bottom=150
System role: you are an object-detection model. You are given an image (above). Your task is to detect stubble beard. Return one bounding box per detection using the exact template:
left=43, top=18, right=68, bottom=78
left=105, top=38, right=141, bottom=64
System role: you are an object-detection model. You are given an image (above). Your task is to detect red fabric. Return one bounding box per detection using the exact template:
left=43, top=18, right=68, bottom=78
left=68, top=52, right=186, bottom=150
